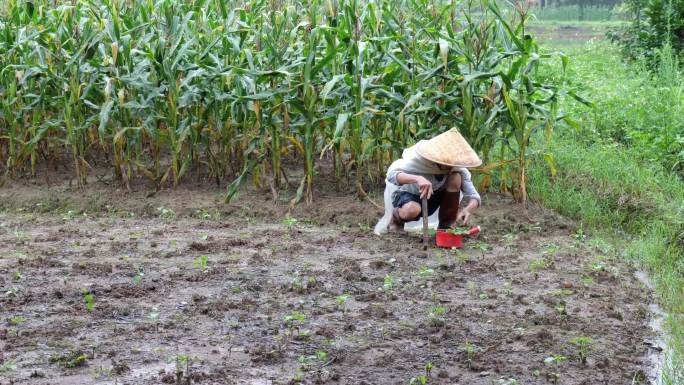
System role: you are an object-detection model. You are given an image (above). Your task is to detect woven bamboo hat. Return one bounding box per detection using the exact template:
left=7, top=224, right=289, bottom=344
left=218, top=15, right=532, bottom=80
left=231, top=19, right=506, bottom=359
left=415, top=128, right=482, bottom=168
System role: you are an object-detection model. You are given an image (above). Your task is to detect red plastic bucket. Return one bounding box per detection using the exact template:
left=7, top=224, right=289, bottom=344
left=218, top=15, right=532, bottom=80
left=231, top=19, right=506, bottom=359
left=435, top=226, right=481, bottom=249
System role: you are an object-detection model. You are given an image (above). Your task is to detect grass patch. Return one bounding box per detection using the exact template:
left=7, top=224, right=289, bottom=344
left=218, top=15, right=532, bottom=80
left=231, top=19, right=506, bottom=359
left=530, top=134, right=684, bottom=382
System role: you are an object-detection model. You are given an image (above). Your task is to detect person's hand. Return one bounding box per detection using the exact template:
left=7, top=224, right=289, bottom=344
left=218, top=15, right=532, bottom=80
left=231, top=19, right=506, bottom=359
left=457, top=209, right=471, bottom=225
left=416, top=176, right=433, bottom=199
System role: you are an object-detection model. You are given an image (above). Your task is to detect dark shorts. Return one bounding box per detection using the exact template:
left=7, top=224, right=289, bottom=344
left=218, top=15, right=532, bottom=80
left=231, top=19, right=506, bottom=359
left=392, top=190, right=444, bottom=216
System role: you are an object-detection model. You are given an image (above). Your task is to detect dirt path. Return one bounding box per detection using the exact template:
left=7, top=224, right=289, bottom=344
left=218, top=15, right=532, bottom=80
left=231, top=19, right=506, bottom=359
left=0, top=186, right=657, bottom=384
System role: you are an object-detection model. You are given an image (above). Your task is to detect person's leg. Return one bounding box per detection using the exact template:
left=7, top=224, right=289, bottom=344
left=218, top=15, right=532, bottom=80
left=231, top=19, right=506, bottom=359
left=438, top=172, right=461, bottom=229
left=390, top=192, right=422, bottom=231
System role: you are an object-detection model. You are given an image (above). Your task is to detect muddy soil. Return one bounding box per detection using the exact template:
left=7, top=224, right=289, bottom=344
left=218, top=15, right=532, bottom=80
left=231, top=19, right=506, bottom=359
left=0, top=183, right=658, bottom=385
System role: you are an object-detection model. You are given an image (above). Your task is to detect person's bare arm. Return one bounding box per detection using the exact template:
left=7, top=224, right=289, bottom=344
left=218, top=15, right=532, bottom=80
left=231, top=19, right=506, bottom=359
left=395, top=172, right=433, bottom=199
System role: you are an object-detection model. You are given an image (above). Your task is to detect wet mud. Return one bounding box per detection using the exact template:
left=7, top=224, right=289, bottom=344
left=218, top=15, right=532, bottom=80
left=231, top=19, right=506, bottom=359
left=0, top=189, right=659, bottom=384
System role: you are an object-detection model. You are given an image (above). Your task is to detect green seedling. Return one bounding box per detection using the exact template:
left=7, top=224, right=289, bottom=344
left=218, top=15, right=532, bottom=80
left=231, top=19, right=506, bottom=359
left=283, top=312, right=306, bottom=328
left=81, top=289, right=95, bottom=312
left=133, top=270, right=145, bottom=285
left=283, top=216, right=298, bottom=229
left=316, top=350, right=328, bottom=362
left=148, top=307, right=160, bottom=322
left=8, top=316, right=27, bottom=326
left=157, top=206, right=176, bottom=219
left=429, top=306, right=447, bottom=327
left=473, top=242, right=489, bottom=259
left=529, top=258, right=551, bottom=271
left=51, top=351, right=88, bottom=368
left=463, top=340, right=478, bottom=368
left=543, top=354, right=567, bottom=365
left=570, top=336, right=593, bottom=364
left=544, top=243, right=561, bottom=256
left=409, top=362, right=434, bottom=385
left=502, top=282, right=513, bottom=297
left=12, top=272, right=22, bottom=281
left=555, top=301, right=568, bottom=322
left=467, top=281, right=477, bottom=297
left=0, top=361, right=17, bottom=373
left=383, top=274, right=394, bottom=291
left=503, top=233, right=518, bottom=248
left=551, top=289, right=574, bottom=297
left=62, top=210, right=77, bottom=221
left=419, top=266, right=435, bottom=278
left=193, top=255, right=209, bottom=272
left=5, top=287, right=20, bottom=297
left=335, top=294, right=349, bottom=311
left=529, top=258, right=552, bottom=279
left=581, top=276, right=594, bottom=285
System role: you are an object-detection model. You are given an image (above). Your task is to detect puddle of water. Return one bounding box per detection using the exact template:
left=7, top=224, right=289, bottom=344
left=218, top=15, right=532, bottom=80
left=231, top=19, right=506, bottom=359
left=635, top=270, right=669, bottom=384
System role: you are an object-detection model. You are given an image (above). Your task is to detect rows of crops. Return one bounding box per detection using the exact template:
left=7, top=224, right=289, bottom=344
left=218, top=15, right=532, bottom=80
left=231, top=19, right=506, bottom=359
left=0, top=0, right=573, bottom=203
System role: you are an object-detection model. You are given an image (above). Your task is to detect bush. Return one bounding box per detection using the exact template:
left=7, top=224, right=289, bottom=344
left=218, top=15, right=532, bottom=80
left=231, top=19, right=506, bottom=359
left=610, top=0, right=684, bottom=63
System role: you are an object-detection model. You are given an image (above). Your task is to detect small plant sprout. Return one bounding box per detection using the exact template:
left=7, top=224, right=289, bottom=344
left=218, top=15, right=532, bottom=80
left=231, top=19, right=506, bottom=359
left=581, top=276, right=594, bottom=285
left=8, top=316, right=27, bottom=326
left=12, top=272, right=22, bottom=281
left=463, top=340, right=478, bottom=369
left=283, top=312, right=306, bottom=329
left=316, top=350, right=328, bottom=362
left=502, top=282, right=513, bottom=297
left=149, top=308, right=160, bottom=322
left=133, top=270, right=145, bottom=285
left=0, top=360, right=17, bottom=374
left=335, top=294, right=349, bottom=311
left=529, top=258, right=552, bottom=279
left=474, top=242, right=489, bottom=259
left=555, top=301, right=568, bottom=323
left=503, top=233, right=518, bottom=249
left=544, top=243, right=561, bottom=256
left=543, top=354, right=567, bottom=365
left=81, top=289, right=95, bottom=313
left=62, top=210, right=77, bottom=221
left=543, top=354, right=566, bottom=384
left=570, top=336, right=593, bottom=364
left=383, top=274, right=394, bottom=291
left=283, top=216, right=298, bottom=229
left=193, top=255, right=209, bottom=272
left=572, top=227, right=587, bottom=242
left=419, top=266, right=435, bottom=279
left=157, top=206, right=176, bottom=219
left=429, top=306, right=447, bottom=327
left=5, top=287, right=20, bottom=297
left=409, top=362, right=434, bottom=385
left=467, top=281, right=477, bottom=297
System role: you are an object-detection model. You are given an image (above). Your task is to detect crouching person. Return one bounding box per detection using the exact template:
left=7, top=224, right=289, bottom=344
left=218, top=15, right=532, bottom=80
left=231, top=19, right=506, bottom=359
left=375, top=129, right=482, bottom=234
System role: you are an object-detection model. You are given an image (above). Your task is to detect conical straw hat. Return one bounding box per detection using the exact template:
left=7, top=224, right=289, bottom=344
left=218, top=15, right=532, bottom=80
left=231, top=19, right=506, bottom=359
left=415, top=128, right=482, bottom=168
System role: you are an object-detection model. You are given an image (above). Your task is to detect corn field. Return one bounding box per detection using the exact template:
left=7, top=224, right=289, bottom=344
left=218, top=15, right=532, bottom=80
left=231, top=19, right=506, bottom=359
left=0, top=0, right=579, bottom=203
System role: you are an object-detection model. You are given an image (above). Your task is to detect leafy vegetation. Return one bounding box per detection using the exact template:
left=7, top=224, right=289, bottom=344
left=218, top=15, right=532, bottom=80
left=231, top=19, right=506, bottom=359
left=0, top=0, right=573, bottom=204
left=610, top=0, right=684, bottom=63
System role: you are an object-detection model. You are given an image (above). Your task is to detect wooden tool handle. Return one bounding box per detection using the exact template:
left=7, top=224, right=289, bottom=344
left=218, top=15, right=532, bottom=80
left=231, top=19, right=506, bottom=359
left=421, top=197, right=429, bottom=249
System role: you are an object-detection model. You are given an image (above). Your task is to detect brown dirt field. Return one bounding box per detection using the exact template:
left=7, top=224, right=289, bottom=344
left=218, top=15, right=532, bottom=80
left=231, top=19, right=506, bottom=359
left=0, top=181, right=660, bottom=385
